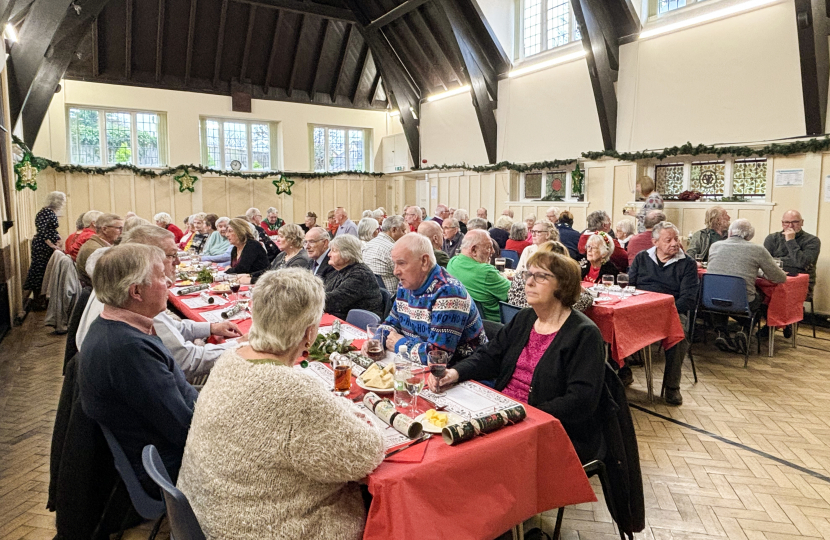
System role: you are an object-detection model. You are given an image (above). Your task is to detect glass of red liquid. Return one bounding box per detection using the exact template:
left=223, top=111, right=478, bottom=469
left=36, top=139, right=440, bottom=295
left=427, top=350, right=449, bottom=394
left=228, top=276, right=241, bottom=303
left=365, top=324, right=386, bottom=362
left=331, top=354, right=353, bottom=396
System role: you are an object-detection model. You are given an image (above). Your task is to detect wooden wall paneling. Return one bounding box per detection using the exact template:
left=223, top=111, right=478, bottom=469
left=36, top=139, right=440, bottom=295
left=681, top=208, right=706, bottom=238
left=226, top=177, right=251, bottom=218
left=735, top=208, right=769, bottom=245
left=69, top=173, right=91, bottom=229
left=153, top=176, right=173, bottom=221
left=253, top=178, right=276, bottom=218
left=321, top=177, right=336, bottom=218
left=612, top=164, right=632, bottom=222
left=133, top=175, right=154, bottom=221
left=91, top=175, right=111, bottom=216
left=291, top=179, right=308, bottom=223
left=494, top=172, right=510, bottom=214
left=307, top=178, right=322, bottom=221
left=173, top=183, right=194, bottom=223
left=404, top=177, right=416, bottom=210
left=479, top=174, right=494, bottom=218
left=334, top=177, right=349, bottom=215
left=113, top=174, right=134, bottom=217
left=438, top=175, right=449, bottom=212
left=200, top=177, right=227, bottom=218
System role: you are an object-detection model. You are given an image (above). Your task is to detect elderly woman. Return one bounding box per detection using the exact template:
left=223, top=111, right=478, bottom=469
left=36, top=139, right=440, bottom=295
left=615, top=219, right=636, bottom=249
left=505, top=222, right=532, bottom=255
left=454, top=209, right=469, bottom=234
left=627, top=175, right=663, bottom=233
left=122, top=216, right=151, bottom=235
left=431, top=251, right=606, bottom=463
left=201, top=215, right=231, bottom=257
left=516, top=220, right=559, bottom=273
left=178, top=215, right=196, bottom=250
left=188, top=212, right=210, bottom=253
left=255, top=223, right=311, bottom=281
left=581, top=233, right=619, bottom=283
left=261, top=207, right=284, bottom=237
left=324, top=235, right=384, bottom=319
left=201, top=218, right=233, bottom=265
left=524, top=214, right=537, bottom=241
left=358, top=217, right=379, bottom=247
left=488, top=215, right=513, bottom=249
left=177, top=268, right=384, bottom=539
left=224, top=218, right=269, bottom=276
left=326, top=209, right=338, bottom=237
left=154, top=212, right=184, bottom=242
left=508, top=241, right=592, bottom=312
left=24, top=191, right=66, bottom=295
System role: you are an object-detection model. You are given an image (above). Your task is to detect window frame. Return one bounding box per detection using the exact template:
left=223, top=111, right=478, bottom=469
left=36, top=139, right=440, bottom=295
left=66, top=106, right=167, bottom=167
left=517, top=0, right=581, bottom=62
left=648, top=155, right=771, bottom=202
left=648, top=0, right=707, bottom=18
left=519, top=167, right=581, bottom=202
left=199, top=117, right=279, bottom=171
left=310, top=124, right=372, bottom=173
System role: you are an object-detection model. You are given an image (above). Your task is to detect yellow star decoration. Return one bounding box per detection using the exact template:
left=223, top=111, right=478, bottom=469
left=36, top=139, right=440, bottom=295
left=14, top=155, right=40, bottom=191
left=174, top=170, right=198, bottom=193
left=272, top=175, right=294, bottom=195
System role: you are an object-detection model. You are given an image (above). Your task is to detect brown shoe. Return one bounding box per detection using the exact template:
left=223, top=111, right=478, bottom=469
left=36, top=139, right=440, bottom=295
left=665, top=387, right=683, bottom=406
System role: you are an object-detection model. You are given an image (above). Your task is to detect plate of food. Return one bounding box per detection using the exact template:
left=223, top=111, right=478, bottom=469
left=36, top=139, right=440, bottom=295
left=415, top=409, right=462, bottom=434
left=178, top=280, right=193, bottom=286
left=356, top=363, right=395, bottom=393
left=212, top=282, right=231, bottom=293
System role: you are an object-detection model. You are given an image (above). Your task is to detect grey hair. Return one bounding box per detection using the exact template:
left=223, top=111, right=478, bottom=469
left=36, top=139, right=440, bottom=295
left=266, top=207, right=278, bottom=215
left=93, top=244, right=164, bottom=308
left=644, top=210, right=667, bottom=230
left=651, top=221, right=680, bottom=240
left=467, top=217, right=488, bottom=230
left=216, top=216, right=230, bottom=226
left=532, top=220, right=560, bottom=241
left=495, top=215, right=514, bottom=230
left=330, top=234, right=363, bottom=264
left=153, top=212, right=172, bottom=226
left=44, top=191, right=66, bottom=211
left=728, top=218, right=755, bottom=240
left=95, top=213, right=122, bottom=233
left=454, top=208, right=468, bottom=222
left=362, top=210, right=374, bottom=218
left=444, top=217, right=459, bottom=229
left=123, top=216, right=151, bottom=233
left=83, top=210, right=103, bottom=228
left=192, top=212, right=207, bottom=222
left=306, top=225, right=331, bottom=242
left=358, top=217, right=379, bottom=242
left=372, top=209, right=384, bottom=221
left=586, top=210, right=610, bottom=231
left=74, top=212, right=86, bottom=230
left=381, top=215, right=405, bottom=232
left=245, top=207, right=261, bottom=221
left=121, top=224, right=175, bottom=247
left=248, top=268, right=325, bottom=355
left=616, top=219, right=635, bottom=236
left=586, top=233, right=612, bottom=263
left=509, top=221, right=528, bottom=241
left=279, top=223, right=305, bottom=249
left=525, top=213, right=537, bottom=222
left=461, top=229, right=490, bottom=250
left=399, top=232, right=436, bottom=266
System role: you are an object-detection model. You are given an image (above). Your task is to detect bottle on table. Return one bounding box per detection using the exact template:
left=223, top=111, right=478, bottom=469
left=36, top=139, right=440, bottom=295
left=393, top=346, right=412, bottom=408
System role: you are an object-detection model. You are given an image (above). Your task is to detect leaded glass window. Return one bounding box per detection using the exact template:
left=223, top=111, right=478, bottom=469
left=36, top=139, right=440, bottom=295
left=223, top=122, right=248, bottom=169
left=525, top=173, right=543, bottom=199
left=655, top=164, right=684, bottom=197
left=732, top=159, right=767, bottom=199
left=312, top=125, right=371, bottom=172
left=199, top=118, right=278, bottom=170
left=690, top=160, right=725, bottom=197
left=136, top=113, right=160, bottom=166
left=547, top=171, right=567, bottom=199
left=523, top=0, right=542, bottom=57
left=523, top=171, right=573, bottom=200
left=522, top=0, right=580, bottom=58
left=68, top=108, right=101, bottom=165
left=205, top=120, right=221, bottom=169
left=546, top=0, right=570, bottom=49
left=251, top=123, right=270, bottom=169
left=106, top=112, right=132, bottom=164
left=658, top=0, right=686, bottom=14
left=69, top=108, right=166, bottom=167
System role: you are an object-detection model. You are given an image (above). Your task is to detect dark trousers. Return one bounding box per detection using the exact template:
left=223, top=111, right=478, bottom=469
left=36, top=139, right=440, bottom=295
left=712, top=287, right=765, bottom=334
left=663, top=314, right=689, bottom=390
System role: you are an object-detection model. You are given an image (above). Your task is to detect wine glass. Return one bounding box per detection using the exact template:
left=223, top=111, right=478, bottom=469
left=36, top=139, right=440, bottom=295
left=228, top=276, right=241, bottom=304
left=602, top=274, right=615, bottom=290
left=406, top=367, right=427, bottom=418
left=427, top=350, right=449, bottom=394
left=617, top=274, right=629, bottom=297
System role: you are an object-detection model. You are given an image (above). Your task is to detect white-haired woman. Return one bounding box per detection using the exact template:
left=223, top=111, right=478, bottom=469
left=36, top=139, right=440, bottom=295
left=24, top=191, right=66, bottom=296
left=261, top=207, right=284, bottom=237
left=177, top=268, right=384, bottom=539
left=508, top=241, right=593, bottom=312
left=454, top=209, right=469, bottom=234
left=505, top=222, right=532, bottom=256
left=524, top=214, right=537, bottom=241
left=325, top=235, right=384, bottom=320
left=516, top=220, right=559, bottom=273
left=357, top=217, right=379, bottom=247
left=154, top=212, right=183, bottom=243
left=249, top=223, right=310, bottom=282
left=581, top=233, right=619, bottom=284
left=224, top=218, right=269, bottom=277
left=201, top=216, right=231, bottom=257
left=488, top=215, right=513, bottom=249
left=615, top=219, right=636, bottom=249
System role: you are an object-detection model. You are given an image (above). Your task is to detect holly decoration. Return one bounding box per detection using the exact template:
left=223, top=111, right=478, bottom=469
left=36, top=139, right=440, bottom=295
left=14, top=153, right=40, bottom=191
left=272, top=175, right=295, bottom=195
left=174, top=170, right=198, bottom=193
left=306, top=332, right=355, bottom=363
left=571, top=161, right=584, bottom=196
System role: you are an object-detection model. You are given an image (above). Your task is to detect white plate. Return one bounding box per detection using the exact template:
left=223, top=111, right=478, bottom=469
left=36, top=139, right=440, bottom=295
left=356, top=378, right=395, bottom=394
left=415, top=411, right=463, bottom=434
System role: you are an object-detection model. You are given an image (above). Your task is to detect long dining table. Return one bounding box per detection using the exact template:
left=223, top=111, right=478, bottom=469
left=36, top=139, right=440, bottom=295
left=167, top=281, right=597, bottom=540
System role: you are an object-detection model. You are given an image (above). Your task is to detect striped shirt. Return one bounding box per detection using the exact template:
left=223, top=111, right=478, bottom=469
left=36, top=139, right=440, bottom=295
left=362, top=233, right=398, bottom=291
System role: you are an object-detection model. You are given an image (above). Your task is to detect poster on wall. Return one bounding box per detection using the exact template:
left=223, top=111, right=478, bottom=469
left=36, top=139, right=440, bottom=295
left=431, top=186, right=438, bottom=200
left=774, top=169, right=804, bottom=187
left=825, top=175, right=830, bottom=202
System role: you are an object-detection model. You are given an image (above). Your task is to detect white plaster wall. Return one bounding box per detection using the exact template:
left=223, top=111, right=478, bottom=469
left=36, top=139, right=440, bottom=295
left=476, top=0, right=515, bottom=60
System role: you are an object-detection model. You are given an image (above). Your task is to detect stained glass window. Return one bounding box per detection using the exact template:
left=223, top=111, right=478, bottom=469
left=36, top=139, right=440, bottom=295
left=106, top=112, right=132, bottom=164
left=655, top=164, right=684, bottom=197
left=546, top=0, right=570, bottom=49
left=690, top=160, right=725, bottom=197
left=312, top=126, right=370, bottom=172
left=205, top=120, right=221, bottom=169
left=525, top=173, right=542, bottom=199
left=523, top=0, right=542, bottom=57
left=732, top=159, right=767, bottom=199
left=313, top=128, right=326, bottom=172
left=69, top=108, right=101, bottom=165
left=547, top=171, right=567, bottom=199
left=136, top=113, right=160, bottom=166
left=251, top=123, right=270, bottom=170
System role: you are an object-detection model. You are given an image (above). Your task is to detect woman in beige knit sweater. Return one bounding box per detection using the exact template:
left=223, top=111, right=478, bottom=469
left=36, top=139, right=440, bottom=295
left=177, top=268, right=384, bottom=539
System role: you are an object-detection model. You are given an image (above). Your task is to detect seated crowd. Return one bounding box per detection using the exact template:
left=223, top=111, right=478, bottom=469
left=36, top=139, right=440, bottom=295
left=47, top=194, right=819, bottom=539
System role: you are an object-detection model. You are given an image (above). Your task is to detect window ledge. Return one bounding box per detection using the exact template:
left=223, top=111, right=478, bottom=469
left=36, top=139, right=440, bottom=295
left=638, top=0, right=787, bottom=42
left=627, top=200, right=775, bottom=208
left=512, top=40, right=584, bottom=70
left=518, top=200, right=590, bottom=207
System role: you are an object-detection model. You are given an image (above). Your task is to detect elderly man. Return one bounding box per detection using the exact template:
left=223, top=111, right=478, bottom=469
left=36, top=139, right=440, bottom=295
left=418, top=220, right=450, bottom=267
left=446, top=229, right=511, bottom=322
left=261, top=207, right=285, bottom=237
left=442, top=218, right=464, bottom=258
left=245, top=207, right=279, bottom=262
left=404, top=205, right=423, bottom=232
left=67, top=210, right=103, bottom=260
left=76, top=213, right=123, bottom=287
left=332, top=207, right=358, bottom=237
left=764, top=209, right=821, bottom=294
left=454, top=209, right=469, bottom=234
left=477, top=207, right=492, bottom=229
left=629, top=222, right=699, bottom=405
left=468, top=217, right=500, bottom=264
left=363, top=215, right=407, bottom=290
left=578, top=210, right=628, bottom=271
left=709, top=219, right=786, bottom=354
left=300, top=211, right=317, bottom=233
left=79, top=244, right=198, bottom=488
left=545, top=206, right=560, bottom=223
left=687, top=206, right=730, bottom=262
left=373, top=233, right=486, bottom=365
left=431, top=204, right=450, bottom=225
left=200, top=217, right=233, bottom=265
left=304, top=226, right=334, bottom=280
left=627, top=210, right=666, bottom=265
left=76, top=225, right=242, bottom=382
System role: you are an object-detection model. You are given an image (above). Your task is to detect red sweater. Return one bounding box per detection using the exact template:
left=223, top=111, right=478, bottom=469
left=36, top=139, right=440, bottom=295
left=67, top=228, right=96, bottom=260
left=577, top=232, right=629, bottom=272
left=504, top=239, right=532, bottom=256
left=166, top=223, right=184, bottom=243
left=626, top=231, right=654, bottom=266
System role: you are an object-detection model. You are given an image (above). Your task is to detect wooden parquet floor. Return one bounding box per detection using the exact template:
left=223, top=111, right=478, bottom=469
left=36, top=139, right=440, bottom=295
left=3, top=312, right=830, bottom=539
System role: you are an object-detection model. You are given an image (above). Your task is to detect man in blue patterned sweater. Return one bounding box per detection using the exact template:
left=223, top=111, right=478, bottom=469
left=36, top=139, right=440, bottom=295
left=366, top=233, right=487, bottom=366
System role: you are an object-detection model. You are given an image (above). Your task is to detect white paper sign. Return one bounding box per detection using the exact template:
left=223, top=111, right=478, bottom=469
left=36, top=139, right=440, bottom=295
left=200, top=308, right=250, bottom=323
left=825, top=175, right=830, bottom=202
left=431, top=185, right=438, bottom=200
left=774, top=169, right=804, bottom=187
left=180, top=296, right=228, bottom=309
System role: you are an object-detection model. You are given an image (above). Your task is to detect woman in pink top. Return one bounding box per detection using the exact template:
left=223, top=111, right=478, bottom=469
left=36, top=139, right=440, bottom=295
left=431, top=251, right=606, bottom=464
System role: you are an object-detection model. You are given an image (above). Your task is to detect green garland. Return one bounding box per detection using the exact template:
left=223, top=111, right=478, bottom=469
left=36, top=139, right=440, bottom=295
left=413, top=159, right=577, bottom=173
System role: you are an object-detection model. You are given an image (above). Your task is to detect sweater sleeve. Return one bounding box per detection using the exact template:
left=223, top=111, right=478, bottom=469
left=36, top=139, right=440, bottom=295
left=628, top=253, right=641, bottom=286
left=485, top=265, right=511, bottom=301
left=785, top=236, right=821, bottom=271
left=686, top=230, right=703, bottom=258
left=324, top=267, right=362, bottom=319
left=227, top=241, right=267, bottom=275
left=452, top=313, right=519, bottom=382
left=674, top=258, right=700, bottom=314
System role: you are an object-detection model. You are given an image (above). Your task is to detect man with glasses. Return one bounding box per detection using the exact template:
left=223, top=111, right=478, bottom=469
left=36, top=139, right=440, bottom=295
left=442, top=218, right=464, bottom=258
left=404, top=205, right=422, bottom=232
left=76, top=213, right=123, bottom=287
left=304, top=226, right=334, bottom=281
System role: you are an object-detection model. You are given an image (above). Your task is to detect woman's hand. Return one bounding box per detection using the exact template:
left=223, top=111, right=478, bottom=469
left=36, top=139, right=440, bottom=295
left=239, top=275, right=252, bottom=285
left=427, top=369, right=459, bottom=393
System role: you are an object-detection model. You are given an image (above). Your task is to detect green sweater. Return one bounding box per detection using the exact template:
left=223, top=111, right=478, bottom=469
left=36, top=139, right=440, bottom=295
left=446, top=254, right=511, bottom=322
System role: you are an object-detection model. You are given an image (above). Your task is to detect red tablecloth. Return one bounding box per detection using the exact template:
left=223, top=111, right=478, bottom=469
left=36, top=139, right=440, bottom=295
left=585, top=291, right=687, bottom=367
left=697, top=270, right=810, bottom=328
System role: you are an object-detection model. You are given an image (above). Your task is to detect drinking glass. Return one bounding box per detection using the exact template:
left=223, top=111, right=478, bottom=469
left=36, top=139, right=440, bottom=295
left=495, top=258, right=506, bottom=272
left=394, top=362, right=412, bottom=408
left=331, top=354, right=353, bottom=396
left=228, top=276, right=241, bottom=303
left=694, top=254, right=704, bottom=265
left=602, top=274, right=615, bottom=289
left=406, top=367, right=427, bottom=417
left=427, top=350, right=449, bottom=394
left=365, top=324, right=385, bottom=362
left=617, top=274, right=629, bottom=297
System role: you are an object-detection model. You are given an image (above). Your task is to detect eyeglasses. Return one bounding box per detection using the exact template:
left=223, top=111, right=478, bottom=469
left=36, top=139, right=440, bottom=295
left=165, top=253, right=179, bottom=261
left=519, top=270, right=554, bottom=284
left=530, top=229, right=549, bottom=235
left=782, top=220, right=802, bottom=226
left=303, top=238, right=325, bottom=245
left=106, top=226, right=123, bottom=231
left=442, top=226, right=458, bottom=230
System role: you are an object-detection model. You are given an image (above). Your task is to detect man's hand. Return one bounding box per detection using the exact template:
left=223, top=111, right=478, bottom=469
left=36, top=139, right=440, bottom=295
left=210, top=321, right=242, bottom=338
left=385, top=329, right=404, bottom=351
left=784, top=228, right=796, bottom=242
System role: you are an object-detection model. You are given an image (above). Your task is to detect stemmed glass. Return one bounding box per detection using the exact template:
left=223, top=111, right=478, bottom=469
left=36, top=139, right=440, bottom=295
left=617, top=274, right=629, bottom=297
left=228, top=275, right=241, bottom=304
left=406, top=366, right=427, bottom=418
left=602, top=274, right=615, bottom=290
left=427, top=350, right=449, bottom=394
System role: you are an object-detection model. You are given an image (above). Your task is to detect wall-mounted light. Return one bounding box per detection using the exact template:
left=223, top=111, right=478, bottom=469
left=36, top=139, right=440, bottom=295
left=639, top=0, right=778, bottom=39
left=5, top=24, right=17, bottom=43
left=425, top=85, right=471, bottom=102
left=507, top=50, right=587, bottom=79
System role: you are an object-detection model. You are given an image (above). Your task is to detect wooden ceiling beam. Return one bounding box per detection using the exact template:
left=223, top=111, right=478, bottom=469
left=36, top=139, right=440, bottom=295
left=240, top=4, right=257, bottom=81
left=365, top=0, right=431, bottom=32
left=329, top=23, right=353, bottom=102
left=231, top=0, right=356, bottom=22
left=351, top=45, right=371, bottom=104
left=389, top=19, right=444, bottom=91
left=125, top=0, right=132, bottom=79
left=92, top=16, right=99, bottom=77
left=409, top=8, right=461, bottom=86
left=286, top=14, right=306, bottom=98
left=213, top=0, right=229, bottom=87
left=154, top=0, right=165, bottom=82
left=263, top=10, right=282, bottom=91
left=309, top=18, right=330, bottom=99
left=184, top=0, right=198, bottom=86
left=794, top=0, right=830, bottom=135
left=368, top=71, right=382, bottom=107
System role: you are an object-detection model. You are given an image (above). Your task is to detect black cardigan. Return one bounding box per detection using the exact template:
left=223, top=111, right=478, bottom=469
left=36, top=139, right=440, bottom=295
left=453, top=307, right=606, bottom=463
left=226, top=239, right=270, bottom=276
left=324, top=262, right=385, bottom=320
